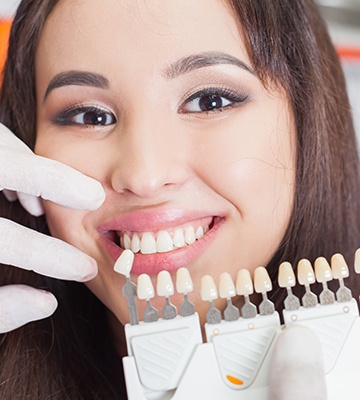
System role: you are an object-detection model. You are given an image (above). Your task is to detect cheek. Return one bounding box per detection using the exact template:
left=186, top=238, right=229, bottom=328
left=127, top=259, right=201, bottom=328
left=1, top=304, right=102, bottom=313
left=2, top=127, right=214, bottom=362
left=43, top=201, right=90, bottom=248
left=194, top=102, right=296, bottom=240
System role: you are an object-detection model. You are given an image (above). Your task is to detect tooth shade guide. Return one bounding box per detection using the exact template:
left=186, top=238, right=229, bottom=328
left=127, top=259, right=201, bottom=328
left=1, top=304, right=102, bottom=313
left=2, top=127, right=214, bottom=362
left=113, top=249, right=135, bottom=277
left=201, top=275, right=222, bottom=324
left=331, top=254, right=353, bottom=302
left=355, top=248, right=360, bottom=274
left=254, top=267, right=275, bottom=315
left=297, top=259, right=318, bottom=308
left=176, top=267, right=195, bottom=316
left=236, top=269, right=254, bottom=296
left=278, top=262, right=300, bottom=311
left=156, top=270, right=177, bottom=319
left=314, top=257, right=335, bottom=305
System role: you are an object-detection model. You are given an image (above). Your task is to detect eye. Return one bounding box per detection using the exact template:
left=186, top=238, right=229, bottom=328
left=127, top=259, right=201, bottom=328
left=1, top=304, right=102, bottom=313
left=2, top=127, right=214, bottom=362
left=52, top=105, right=116, bottom=127
left=180, top=88, right=248, bottom=114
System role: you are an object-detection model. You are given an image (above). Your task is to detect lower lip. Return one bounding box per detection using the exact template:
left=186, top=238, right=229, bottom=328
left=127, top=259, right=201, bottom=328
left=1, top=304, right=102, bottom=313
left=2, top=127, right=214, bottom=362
left=99, top=218, right=224, bottom=276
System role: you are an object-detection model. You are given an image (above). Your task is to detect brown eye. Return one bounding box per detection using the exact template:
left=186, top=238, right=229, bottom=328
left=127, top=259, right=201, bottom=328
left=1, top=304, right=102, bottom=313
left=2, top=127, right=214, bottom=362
left=198, top=94, right=226, bottom=111
left=180, top=87, right=248, bottom=114
left=78, top=110, right=114, bottom=125
left=53, top=105, right=116, bottom=127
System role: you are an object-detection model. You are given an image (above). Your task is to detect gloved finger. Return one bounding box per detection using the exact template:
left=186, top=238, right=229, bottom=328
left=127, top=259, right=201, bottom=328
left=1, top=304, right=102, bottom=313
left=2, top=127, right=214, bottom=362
left=0, top=218, right=97, bottom=282
left=17, top=191, right=45, bottom=217
left=269, top=325, right=327, bottom=400
left=0, top=285, right=58, bottom=333
left=0, top=124, right=105, bottom=211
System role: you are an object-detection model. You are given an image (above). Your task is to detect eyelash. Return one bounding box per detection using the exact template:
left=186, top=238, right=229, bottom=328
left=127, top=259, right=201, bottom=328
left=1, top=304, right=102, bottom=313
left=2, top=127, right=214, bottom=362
left=51, top=87, right=247, bottom=128
left=51, top=104, right=116, bottom=128
left=179, top=87, right=249, bottom=114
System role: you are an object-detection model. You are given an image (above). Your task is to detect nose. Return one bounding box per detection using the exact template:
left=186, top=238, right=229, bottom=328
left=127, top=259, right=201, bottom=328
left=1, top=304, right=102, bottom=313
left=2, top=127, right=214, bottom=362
left=110, top=119, right=189, bottom=199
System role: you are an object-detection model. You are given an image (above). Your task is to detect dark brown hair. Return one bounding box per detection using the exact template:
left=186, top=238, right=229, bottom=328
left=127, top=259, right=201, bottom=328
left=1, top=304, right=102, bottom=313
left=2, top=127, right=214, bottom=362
left=0, top=0, right=359, bottom=398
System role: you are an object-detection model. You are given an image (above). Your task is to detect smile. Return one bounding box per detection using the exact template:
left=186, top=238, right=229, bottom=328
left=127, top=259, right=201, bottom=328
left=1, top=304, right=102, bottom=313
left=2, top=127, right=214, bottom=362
left=116, top=220, right=213, bottom=255
left=99, top=212, right=224, bottom=274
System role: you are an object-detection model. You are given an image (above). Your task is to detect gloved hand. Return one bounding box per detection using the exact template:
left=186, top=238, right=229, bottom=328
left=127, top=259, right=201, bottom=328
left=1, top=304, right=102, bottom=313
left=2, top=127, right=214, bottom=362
left=0, top=123, right=105, bottom=333
left=269, top=325, right=327, bottom=400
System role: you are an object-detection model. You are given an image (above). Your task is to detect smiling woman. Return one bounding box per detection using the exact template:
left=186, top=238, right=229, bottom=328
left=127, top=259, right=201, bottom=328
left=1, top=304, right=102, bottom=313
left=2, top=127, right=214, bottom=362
left=0, top=0, right=359, bottom=399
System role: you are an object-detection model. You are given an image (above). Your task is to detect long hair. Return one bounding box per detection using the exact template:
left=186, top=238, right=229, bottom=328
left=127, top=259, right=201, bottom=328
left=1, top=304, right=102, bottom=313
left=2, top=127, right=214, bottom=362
left=228, top=0, right=360, bottom=302
left=0, top=0, right=359, bottom=398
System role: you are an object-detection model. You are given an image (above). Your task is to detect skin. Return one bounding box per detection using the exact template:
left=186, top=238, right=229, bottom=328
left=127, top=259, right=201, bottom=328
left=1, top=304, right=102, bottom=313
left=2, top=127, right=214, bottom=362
left=34, top=0, right=296, bottom=333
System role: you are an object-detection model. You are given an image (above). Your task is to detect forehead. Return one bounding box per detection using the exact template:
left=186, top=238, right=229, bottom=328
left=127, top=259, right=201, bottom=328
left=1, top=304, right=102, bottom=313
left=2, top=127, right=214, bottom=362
left=35, top=0, right=249, bottom=75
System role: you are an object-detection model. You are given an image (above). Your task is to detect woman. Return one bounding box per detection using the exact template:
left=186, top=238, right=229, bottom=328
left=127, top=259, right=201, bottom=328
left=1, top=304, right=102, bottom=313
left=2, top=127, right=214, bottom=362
left=0, top=0, right=359, bottom=398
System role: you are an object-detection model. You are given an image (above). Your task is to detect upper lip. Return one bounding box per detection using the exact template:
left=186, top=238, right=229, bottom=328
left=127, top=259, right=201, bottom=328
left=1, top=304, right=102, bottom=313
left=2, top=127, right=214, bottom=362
left=97, top=209, right=221, bottom=233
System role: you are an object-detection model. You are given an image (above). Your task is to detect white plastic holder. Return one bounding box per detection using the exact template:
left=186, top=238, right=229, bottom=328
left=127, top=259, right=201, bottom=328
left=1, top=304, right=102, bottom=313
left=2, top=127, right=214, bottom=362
left=123, top=300, right=360, bottom=400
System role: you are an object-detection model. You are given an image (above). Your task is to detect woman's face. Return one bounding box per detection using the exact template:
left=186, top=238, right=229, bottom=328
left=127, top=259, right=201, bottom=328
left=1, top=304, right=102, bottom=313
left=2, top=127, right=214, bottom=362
left=35, top=0, right=296, bottom=325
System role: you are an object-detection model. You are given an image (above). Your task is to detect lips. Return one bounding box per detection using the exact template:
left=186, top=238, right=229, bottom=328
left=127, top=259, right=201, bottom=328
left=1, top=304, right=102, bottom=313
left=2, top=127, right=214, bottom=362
left=98, top=210, right=224, bottom=275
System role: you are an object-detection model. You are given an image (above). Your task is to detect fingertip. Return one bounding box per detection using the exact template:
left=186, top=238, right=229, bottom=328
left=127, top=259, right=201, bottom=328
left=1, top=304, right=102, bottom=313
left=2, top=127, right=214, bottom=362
left=78, top=257, right=99, bottom=282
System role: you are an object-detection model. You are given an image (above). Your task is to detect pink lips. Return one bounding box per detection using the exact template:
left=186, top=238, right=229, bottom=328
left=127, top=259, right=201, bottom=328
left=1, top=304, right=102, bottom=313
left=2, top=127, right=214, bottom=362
left=98, top=210, right=224, bottom=275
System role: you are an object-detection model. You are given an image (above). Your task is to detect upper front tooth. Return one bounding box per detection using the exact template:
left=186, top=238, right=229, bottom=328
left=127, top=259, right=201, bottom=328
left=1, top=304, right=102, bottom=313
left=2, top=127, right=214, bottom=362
left=140, top=232, right=156, bottom=254
left=124, top=233, right=131, bottom=250
left=195, top=226, right=204, bottom=239
left=156, top=230, right=173, bottom=253
left=185, top=226, right=196, bottom=245
left=131, top=233, right=140, bottom=253
left=173, top=228, right=185, bottom=248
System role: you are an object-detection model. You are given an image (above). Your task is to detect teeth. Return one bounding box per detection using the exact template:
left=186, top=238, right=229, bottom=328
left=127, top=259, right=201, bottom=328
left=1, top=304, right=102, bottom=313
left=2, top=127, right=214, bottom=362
left=117, top=223, right=210, bottom=254
left=114, top=249, right=134, bottom=277
left=140, top=232, right=157, bottom=254
left=156, top=270, right=175, bottom=297
left=236, top=269, right=254, bottom=296
left=137, top=274, right=155, bottom=300
left=314, top=257, right=333, bottom=283
left=254, top=266, right=272, bottom=293
left=331, top=253, right=349, bottom=279
left=278, top=261, right=296, bottom=288
left=184, top=226, right=196, bottom=245
left=131, top=233, right=140, bottom=253
left=297, top=259, right=316, bottom=285
left=173, top=228, right=185, bottom=248
left=355, top=249, right=360, bottom=274
left=219, top=272, right=236, bottom=299
left=201, top=275, right=218, bottom=301
left=176, top=267, right=193, bottom=294
left=156, top=230, right=173, bottom=253
left=124, top=233, right=131, bottom=250
left=195, top=226, right=204, bottom=239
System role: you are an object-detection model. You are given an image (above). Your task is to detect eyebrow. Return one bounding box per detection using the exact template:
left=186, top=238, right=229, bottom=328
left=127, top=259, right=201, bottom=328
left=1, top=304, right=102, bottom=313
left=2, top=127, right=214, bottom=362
left=163, top=51, right=254, bottom=79
left=44, top=71, right=109, bottom=101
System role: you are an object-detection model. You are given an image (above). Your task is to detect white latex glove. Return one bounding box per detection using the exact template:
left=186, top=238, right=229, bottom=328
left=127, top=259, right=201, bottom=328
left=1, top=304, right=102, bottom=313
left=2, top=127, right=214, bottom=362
left=269, top=325, right=327, bottom=400
left=0, top=123, right=106, bottom=333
